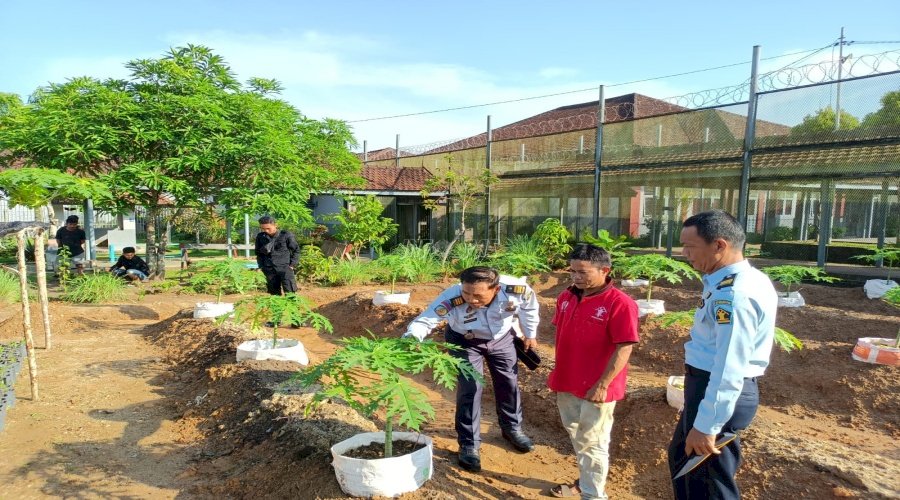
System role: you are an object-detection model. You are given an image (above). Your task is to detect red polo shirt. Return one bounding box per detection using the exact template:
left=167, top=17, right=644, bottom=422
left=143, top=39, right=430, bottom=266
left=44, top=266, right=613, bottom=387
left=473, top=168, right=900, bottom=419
left=548, top=282, right=640, bottom=402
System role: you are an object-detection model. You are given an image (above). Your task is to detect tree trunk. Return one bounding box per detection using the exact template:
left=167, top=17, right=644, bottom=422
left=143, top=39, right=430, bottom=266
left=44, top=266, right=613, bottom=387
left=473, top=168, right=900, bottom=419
left=440, top=204, right=467, bottom=266
left=44, top=203, right=59, bottom=235
left=158, top=217, right=171, bottom=279
left=145, top=206, right=159, bottom=279
left=16, top=231, right=39, bottom=401
left=32, top=228, right=51, bottom=350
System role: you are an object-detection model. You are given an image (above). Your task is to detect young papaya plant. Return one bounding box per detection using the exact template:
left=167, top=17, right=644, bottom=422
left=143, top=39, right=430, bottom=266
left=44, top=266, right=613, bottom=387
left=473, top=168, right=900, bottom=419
left=298, top=336, right=482, bottom=458
left=614, top=254, right=700, bottom=301
left=581, top=229, right=632, bottom=260
left=233, top=293, right=333, bottom=348
left=851, top=247, right=900, bottom=283
left=653, top=308, right=803, bottom=352
left=761, top=265, right=838, bottom=294
left=188, top=259, right=259, bottom=302
left=881, top=287, right=900, bottom=348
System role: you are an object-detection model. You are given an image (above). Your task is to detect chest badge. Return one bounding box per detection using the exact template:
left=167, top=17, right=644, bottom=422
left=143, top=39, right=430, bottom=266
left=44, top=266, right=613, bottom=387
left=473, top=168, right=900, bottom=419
left=504, top=301, right=518, bottom=312
left=593, top=306, right=608, bottom=320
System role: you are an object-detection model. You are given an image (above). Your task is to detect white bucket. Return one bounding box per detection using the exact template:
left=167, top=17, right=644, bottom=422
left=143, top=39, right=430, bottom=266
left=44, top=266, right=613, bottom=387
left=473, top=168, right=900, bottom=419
left=666, top=375, right=685, bottom=411
left=236, top=339, right=309, bottom=365
left=637, top=299, right=666, bottom=317
left=193, top=302, right=234, bottom=319
left=331, top=431, right=433, bottom=498
left=373, top=291, right=411, bottom=306
left=621, top=279, right=650, bottom=287
left=863, top=279, right=898, bottom=299
left=777, top=291, right=805, bottom=308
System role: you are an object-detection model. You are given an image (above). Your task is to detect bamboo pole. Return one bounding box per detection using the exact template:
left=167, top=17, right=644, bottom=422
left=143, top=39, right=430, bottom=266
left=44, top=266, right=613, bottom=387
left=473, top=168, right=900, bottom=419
left=16, top=230, right=39, bottom=400
left=32, top=228, right=52, bottom=350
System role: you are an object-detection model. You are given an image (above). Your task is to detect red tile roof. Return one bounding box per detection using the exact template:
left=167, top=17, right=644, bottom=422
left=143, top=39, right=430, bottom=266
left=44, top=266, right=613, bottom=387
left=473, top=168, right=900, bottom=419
left=351, top=166, right=434, bottom=192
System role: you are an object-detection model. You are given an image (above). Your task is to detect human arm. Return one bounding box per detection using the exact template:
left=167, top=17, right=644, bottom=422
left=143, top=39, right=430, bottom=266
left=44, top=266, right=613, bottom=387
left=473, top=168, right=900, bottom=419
left=516, top=286, right=540, bottom=345
left=402, top=287, right=459, bottom=341
left=584, top=296, right=640, bottom=402
left=254, top=233, right=265, bottom=267
left=286, top=232, right=300, bottom=268
left=136, top=257, right=150, bottom=276
left=109, top=256, right=124, bottom=272
left=584, top=342, right=635, bottom=403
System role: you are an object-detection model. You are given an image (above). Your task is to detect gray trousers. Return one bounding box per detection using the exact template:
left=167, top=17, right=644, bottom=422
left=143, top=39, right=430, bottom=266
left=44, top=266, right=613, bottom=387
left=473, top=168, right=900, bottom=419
left=445, top=328, right=522, bottom=448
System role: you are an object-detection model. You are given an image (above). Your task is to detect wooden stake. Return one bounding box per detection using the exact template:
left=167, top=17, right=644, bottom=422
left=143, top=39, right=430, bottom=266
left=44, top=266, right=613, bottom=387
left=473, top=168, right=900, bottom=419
left=32, top=228, right=52, bottom=350
left=16, top=230, right=38, bottom=400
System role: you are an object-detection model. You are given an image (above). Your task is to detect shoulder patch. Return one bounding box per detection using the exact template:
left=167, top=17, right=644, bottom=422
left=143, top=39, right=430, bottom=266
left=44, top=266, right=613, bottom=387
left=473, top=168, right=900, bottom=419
left=449, top=296, right=465, bottom=307
left=505, top=285, right=526, bottom=294
left=716, top=274, right=736, bottom=290
left=715, top=306, right=732, bottom=324
left=434, top=304, right=449, bottom=317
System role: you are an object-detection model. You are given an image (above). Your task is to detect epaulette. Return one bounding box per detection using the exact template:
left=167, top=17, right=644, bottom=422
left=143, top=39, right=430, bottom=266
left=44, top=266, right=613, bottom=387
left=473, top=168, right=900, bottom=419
left=716, top=274, right=736, bottom=289
left=449, top=296, right=465, bottom=307
left=505, top=285, right=526, bottom=294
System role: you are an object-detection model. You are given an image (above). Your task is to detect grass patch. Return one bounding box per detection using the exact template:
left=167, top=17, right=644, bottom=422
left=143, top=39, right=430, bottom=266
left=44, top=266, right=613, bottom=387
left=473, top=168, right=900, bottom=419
left=61, top=273, right=126, bottom=303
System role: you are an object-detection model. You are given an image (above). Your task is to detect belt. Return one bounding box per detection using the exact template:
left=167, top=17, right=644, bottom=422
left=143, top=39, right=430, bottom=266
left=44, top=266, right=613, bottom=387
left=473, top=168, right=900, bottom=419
left=685, top=364, right=759, bottom=381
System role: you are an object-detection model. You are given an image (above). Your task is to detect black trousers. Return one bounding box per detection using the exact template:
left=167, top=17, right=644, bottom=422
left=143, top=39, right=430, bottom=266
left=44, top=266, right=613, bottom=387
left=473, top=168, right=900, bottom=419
left=668, top=365, right=759, bottom=500
left=262, top=265, right=297, bottom=295
left=445, top=328, right=522, bottom=448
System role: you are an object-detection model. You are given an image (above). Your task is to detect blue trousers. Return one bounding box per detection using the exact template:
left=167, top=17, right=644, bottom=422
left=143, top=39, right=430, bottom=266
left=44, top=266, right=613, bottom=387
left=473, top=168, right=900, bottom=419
left=445, top=328, right=522, bottom=448
left=668, top=365, right=759, bottom=500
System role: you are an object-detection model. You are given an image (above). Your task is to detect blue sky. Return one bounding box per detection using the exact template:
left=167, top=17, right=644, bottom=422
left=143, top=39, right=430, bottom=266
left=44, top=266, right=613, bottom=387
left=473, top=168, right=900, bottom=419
left=2, top=0, right=898, bottom=150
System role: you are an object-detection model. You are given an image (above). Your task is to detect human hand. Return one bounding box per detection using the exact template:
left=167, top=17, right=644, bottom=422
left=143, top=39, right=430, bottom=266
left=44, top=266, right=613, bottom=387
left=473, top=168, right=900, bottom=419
left=685, top=428, right=719, bottom=456
left=523, top=338, right=537, bottom=350
left=584, top=383, right=607, bottom=403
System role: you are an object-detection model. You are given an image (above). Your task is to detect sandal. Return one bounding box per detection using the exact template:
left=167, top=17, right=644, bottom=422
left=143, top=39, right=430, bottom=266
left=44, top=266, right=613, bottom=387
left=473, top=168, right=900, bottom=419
left=549, top=483, right=580, bottom=498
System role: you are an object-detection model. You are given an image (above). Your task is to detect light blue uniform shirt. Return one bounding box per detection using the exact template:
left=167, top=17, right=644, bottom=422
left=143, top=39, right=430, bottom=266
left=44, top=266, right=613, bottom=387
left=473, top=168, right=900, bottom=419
left=685, top=260, right=777, bottom=435
left=404, top=275, right=540, bottom=342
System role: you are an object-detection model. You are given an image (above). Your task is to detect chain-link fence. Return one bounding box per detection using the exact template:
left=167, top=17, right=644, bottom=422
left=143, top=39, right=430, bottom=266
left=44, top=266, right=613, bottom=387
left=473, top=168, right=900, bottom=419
left=361, top=51, right=900, bottom=264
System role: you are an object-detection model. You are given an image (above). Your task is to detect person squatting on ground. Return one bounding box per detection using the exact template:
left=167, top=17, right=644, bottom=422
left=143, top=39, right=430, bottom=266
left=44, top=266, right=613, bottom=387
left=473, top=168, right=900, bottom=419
left=109, top=246, right=150, bottom=282
left=403, top=266, right=540, bottom=472
left=548, top=244, right=639, bottom=499
left=254, top=216, right=300, bottom=296
left=55, top=214, right=87, bottom=275
left=668, top=210, right=778, bottom=499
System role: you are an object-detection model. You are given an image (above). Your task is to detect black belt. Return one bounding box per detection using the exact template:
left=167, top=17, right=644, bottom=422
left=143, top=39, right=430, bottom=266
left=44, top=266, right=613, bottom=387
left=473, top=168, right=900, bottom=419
left=685, top=364, right=758, bottom=381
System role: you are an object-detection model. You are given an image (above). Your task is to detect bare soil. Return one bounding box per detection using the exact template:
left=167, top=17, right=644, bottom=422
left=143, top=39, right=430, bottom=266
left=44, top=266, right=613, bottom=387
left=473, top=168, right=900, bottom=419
left=0, top=276, right=897, bottom=499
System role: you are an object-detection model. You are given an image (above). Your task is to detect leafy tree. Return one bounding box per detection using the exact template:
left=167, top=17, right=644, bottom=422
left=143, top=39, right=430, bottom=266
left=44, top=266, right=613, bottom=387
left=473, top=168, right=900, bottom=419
left=0, top=92, right=23, bottom=117
left=0, top=168, right=112, bottom=227
left=0, top=45, right=361, bottom=278
left=790, top=107, right=860, bottom=136
left=332, top=195, right=398, bottom=259
left=421, top=156, right=498, bottom=266
left=861, top=90, right=900, bottom=130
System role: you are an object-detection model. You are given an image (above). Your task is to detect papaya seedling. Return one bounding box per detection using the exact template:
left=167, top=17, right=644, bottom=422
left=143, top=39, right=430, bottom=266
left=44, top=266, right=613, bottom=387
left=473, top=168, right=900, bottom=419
left=188, top=259, right=259, bottom=302
left=852, top=247, right=900, bottom=283
left=881, top=287, right=900, bottom=349
left=761, top=265, right=838, bottom=294
left=233, top=293, right=333, bottom=348
left=653, top=309, right=803, bottom=352
left=614, top=254, right=699, bottom=301
left=581, top=229, right=632, bottom=260
left=298, top=336, right=482, bottom=458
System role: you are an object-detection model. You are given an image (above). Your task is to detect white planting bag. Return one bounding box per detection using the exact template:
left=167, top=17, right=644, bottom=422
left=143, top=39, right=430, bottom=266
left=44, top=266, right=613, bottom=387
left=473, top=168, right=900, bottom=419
left=636, top=299, right=665, bottom=317
left=666, top=375, right=685, bottom=411
left=236, top=339, right=309, bottom=365
left=193, top=302, right=234, bottom=319
left=621, top=279, right=650, bottom=287
left=863, top=279, right=897, bottom=299
left=777, top=292, right=805, bottom=308
left=331, top=431, right=433, bottom=498
left=373, top=291, right=411, bottom=306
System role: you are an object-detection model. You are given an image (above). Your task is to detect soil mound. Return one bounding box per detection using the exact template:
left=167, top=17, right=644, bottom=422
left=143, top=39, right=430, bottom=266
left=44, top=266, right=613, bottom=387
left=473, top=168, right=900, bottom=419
left=318, top=292, right=423, bottom=338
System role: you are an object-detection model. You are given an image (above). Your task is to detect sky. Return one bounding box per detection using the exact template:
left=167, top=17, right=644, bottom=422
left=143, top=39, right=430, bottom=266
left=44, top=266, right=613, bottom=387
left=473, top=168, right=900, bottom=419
left=2, top=0, right=899, bottom=151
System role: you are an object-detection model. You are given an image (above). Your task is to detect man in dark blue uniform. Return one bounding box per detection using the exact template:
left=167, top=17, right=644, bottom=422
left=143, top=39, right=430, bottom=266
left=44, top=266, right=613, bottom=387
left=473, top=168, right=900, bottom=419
left=669, top=210, right=778, bottom=499
left=254, top=216, right=300, bottom=296
left=404, top=266, right=540, bottom=472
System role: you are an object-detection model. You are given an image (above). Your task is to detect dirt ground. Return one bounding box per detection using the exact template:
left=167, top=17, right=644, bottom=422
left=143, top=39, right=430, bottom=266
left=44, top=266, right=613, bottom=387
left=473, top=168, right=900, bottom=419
left=0, top=273, right=898, bottom=499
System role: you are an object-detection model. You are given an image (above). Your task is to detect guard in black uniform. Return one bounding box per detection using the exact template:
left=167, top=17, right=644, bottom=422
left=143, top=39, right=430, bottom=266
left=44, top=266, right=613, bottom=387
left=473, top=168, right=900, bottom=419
left=254, top=216, right=300, bottom=295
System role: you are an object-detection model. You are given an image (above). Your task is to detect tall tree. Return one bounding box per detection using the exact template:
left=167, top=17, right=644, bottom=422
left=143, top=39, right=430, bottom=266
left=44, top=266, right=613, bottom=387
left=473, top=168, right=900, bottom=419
left=861, top=90, right=900, bottom=130
left=790, top=107, right=860, bottom=136
left=0, top=45, right=361, bottom=277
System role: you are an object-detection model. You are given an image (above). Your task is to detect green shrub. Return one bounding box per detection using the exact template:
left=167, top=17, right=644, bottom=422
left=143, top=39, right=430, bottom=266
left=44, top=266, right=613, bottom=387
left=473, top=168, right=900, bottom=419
left=327, top=258, right=378, bottom=286
left=296, top=245, right=332, bottom=283
left=62, top=272, right=126, bottom=303
left=768, top=226, right=796, bottom=242
left=389, top=243, right=442, bottom=283
left=534, top=218, right=572, bottom=269
left=448, top=242, right=486, bottom=274
left=490, top=235, right=551, bottom=277
left=0, top=269, right=20, bottom=303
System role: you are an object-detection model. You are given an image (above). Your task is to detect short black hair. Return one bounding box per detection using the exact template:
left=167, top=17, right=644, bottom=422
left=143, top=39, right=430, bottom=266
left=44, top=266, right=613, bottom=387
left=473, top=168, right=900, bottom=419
left=65, top=215, right=79, bottom=223
left=568, top=243, right=612, bottom=268
left=122, top=246, right=136, bottom=254
left=683, top=210, right=746, bottom=248
left=258, top=216, right=276, bottom=225
left=459, top=266, right=500, bottom=287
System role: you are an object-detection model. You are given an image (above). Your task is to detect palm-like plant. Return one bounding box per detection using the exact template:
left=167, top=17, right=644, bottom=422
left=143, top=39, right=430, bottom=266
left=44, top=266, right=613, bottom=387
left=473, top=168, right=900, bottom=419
left=614, top=254, right=700, bottom=301
left=298, top=336, right=482, bottom=458
left=761, top=265, right=838, bottom=294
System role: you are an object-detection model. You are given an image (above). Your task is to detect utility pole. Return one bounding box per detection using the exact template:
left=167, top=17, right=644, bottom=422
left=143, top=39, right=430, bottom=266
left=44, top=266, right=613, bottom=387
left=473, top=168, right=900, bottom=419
left=835, top=27, right=845, bottom=131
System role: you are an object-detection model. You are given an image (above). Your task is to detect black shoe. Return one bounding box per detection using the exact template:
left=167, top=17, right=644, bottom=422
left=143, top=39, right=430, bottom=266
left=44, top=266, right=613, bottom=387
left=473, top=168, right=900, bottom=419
left=502, top=429, right=534, bottom=453
left=458, top=446, right=481, bottom=472
left=264, top=321, right=276, bottom=327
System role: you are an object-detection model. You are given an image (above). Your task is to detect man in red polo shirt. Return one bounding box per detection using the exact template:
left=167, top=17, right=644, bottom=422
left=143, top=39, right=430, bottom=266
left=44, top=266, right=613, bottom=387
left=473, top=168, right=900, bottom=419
left=549, top=243, right=639, bottom=499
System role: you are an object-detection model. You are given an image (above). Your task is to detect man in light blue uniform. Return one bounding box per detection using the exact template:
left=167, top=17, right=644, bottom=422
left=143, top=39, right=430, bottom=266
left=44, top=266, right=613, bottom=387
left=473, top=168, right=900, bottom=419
left=669, top=210, right=777, bottom=499
left=404, top=266, right=540, bottom=472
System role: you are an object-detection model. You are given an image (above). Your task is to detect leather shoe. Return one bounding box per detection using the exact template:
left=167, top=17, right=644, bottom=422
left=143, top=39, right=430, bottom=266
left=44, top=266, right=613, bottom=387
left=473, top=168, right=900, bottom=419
left=458, top=446, right=481, bottom=472
left=502, top=429, right=534, bottom=452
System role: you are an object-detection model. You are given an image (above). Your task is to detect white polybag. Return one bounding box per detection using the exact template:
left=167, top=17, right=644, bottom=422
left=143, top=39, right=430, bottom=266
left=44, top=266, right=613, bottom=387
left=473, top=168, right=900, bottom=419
left=236, top=339, right=309, bottom=365
left=863, top=279, right=897, bottom=299
left=331, top=431, right=433, bottom=498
